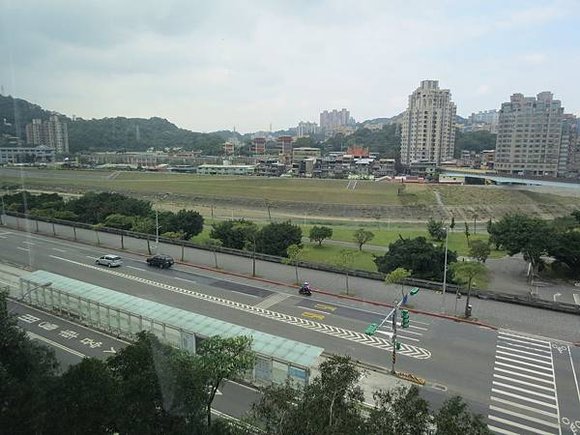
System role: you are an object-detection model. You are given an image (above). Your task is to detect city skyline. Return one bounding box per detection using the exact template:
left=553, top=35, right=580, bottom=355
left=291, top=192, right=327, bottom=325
left=2, top=1, right=579, bottom=133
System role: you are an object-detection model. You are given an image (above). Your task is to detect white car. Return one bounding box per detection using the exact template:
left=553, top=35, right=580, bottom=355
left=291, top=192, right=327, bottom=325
left=95, top=254, right=123, bottom=267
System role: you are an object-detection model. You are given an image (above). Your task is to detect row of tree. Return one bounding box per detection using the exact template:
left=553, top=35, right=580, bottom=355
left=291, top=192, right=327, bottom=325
left=1, top=190, right=205, bottom=240
left=1, top=290, right=490, bottom=434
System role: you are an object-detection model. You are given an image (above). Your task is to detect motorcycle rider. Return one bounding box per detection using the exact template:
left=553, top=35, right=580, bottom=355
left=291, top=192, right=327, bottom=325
left=299, top=281, right=312, bottom=295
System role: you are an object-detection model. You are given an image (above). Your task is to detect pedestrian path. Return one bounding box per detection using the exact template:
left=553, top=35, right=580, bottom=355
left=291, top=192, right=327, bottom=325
left=488, top=330, right=561, bottom=435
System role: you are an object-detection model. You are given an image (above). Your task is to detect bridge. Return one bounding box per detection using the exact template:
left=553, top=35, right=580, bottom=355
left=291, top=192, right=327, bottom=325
left=440, top=171, right=580, bottom=189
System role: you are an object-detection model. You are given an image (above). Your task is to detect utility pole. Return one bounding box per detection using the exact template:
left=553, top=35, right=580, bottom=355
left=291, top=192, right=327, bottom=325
left=155, top=209, right=161, bottom=253
left=441, top=227, right=449, bottom=313
left=391, top=307, right=397, bottom=374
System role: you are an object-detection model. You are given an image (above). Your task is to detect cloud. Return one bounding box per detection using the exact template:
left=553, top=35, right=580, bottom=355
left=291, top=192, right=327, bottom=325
left=1, top=0, right=579, bottom=132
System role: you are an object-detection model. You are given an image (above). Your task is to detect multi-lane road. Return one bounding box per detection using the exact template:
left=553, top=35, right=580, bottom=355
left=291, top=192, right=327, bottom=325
left=1, top=228, right=579, bottom=434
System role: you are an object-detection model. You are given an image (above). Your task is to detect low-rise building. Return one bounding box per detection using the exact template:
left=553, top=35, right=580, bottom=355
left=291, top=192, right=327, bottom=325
left=0, top=145, right=54, bottom=164
left=292, top=147, right=321, bottom=162
left=197, top=163, right=256, bottom=176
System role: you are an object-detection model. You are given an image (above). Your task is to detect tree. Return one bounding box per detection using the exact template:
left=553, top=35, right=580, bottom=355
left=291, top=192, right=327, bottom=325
left=107, top=331, right=207, bottom=434
left=210, top=219, right=258, bottom=250
left=469, top=240, right=491, bottom=263
left=488, top=214, right=553, bottom=276
left=375, top=237, right=457, bottom=281
left=450, top=261, right=487, bottom=318
left=547, top=213, right=580, bottom=277
left=47, top=358, right=118, bottom=434
left=0, top=290, right=59, bottom=434
left=464, top=222, right=470, bottom=246
left=169, top=209, right=204, bottom=240
left=433, top=396, right=492, bottom=434
left=103, top=213, right=135, bottom=230
left=252, top=355, right=366, bottom=435
left=450, top=215, right=456, bottom=232
left=427, top=218, right=447, bottom=241
left=385, top=267, right=411, bottom=299
left=256, top=221, right=302, bottom=257
left=204, top=238, right=223, bottom=268
left=353, top=228, right=374, bottom=251
left=366, top=386, right=431, bottom=434
left=334, top=249, right=355, bottom=295
left=284, top=244, right=304, bottom=284
left=309, top=226, right=333, bottom=246
left=65, top=192, right=151, bottom=224
left=198, top=336, right=256, bottom=427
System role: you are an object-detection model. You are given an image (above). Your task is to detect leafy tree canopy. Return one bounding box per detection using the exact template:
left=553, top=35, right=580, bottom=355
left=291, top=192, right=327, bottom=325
left=309, top=225, right=333, bottom=246
left=210, top=219, right=258, bottom=250
left=375, top=236, right=457, bottom=281
left=256, top=221, right=302, bottom=257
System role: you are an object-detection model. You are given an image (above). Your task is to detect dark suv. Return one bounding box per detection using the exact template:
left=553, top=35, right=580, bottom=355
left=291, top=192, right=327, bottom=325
left=146, top=254, right=175, bottom=269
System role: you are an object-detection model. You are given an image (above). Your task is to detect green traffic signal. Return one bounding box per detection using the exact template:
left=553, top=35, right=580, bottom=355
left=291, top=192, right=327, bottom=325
left=365, top=323, right=379, bottom=336
left=400, top=309, right=410, bottom=329
left=395, top=341, right=401, bottom=350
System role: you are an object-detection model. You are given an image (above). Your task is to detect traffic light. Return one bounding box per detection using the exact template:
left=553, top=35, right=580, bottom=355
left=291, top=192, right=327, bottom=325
left=400, top=309, right=410, bottom=329
left=409, top=287, right=420, bottom=296
left=365, top=323, right=379, bottom=336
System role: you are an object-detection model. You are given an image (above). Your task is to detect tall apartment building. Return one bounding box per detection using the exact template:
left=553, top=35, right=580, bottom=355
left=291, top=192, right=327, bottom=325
left=495, top=92, right=565, bottom=177
left=25, top=118, right=43, bottom=146
left=561, top=114, right=579, bottom=177
left=467, top=110, right=499, bottom=133
left=24, top=115, right=69, bottom=153
left=320, top=109, right=350, bottom=131
left=400, top=80, right=456, bottom=166
left=297, top=121, right=319, bottom=137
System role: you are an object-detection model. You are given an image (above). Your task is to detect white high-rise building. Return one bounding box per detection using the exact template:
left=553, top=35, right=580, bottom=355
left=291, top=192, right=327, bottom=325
left=297, top=121, right=319, bottom=137
left=495, top=92, right=565, bottom=177
left=320, top=109, right=351, bottom=133
left=400, top=80, right=456, bottom=166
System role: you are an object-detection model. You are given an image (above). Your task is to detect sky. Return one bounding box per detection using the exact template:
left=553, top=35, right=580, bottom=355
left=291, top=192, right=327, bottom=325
left=1, top=0, right=580, bottom=133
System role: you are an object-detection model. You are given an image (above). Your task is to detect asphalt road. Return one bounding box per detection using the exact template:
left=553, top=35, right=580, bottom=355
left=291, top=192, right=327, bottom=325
left=1, top=228, right=580, bottom=434
left=7, top=300, right=259, bottom=419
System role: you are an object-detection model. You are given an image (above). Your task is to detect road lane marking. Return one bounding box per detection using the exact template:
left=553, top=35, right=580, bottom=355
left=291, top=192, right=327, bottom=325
left=313, top=303, right=336, bottom=312
left=496, top=350, right=553, bottom=365
left=491, top=396, right=558, bottom=418
left=497, top=345, right=552, bottom=359
left=255, top=293, right=291, bottom=309
left=494, top=368, right=555, bottom=385
left=493, top=374, right=555, bottom=392
left=17, top=247, right=29, bottom=252
left=126, top=265, right=147, bottom=272
left=494, top=362, right=555, bottom=379
left=496, top=355, right=554, bottom=371
left=488, top=415, right=555, bottom=435
left=497, top=341, right=552, bottom=354
left=52, top=248, right=66, bottom=253
left=492, top=381, right=558, bottom=401
left=569, top=345, right=580, bottom=408
left=497, top=335, right=551, bottom=350
left=499, top=331, right=552, bottom=346
left=302, top=312, right=325, bottom=321
left=46, top=256, right=433, bottom=360
left=491, top=388, right=557, bottom=408
left=26, top=331, right=86, bottom=358
left=487, top=425, right=520, bottom=435
left=22, top=241, right=35, bottom=245
left=489, top=405, right=559, bottom=429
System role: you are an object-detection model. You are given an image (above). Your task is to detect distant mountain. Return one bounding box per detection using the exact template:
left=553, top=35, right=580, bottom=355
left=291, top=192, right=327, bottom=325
left=0, top=94, right=235, bottom=154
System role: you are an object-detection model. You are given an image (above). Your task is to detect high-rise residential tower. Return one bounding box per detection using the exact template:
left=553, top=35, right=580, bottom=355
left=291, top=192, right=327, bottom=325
left=400, top=80, right=456, bottom=166
left=495, top=92, right=565, bottom=177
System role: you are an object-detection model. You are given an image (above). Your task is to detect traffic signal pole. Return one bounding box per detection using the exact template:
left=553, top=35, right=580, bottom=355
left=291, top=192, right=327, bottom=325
left=364, top=287, right=419, bottom=375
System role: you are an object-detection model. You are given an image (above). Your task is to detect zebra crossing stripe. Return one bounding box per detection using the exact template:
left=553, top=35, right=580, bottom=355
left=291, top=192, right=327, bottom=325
left=49, top=256, right=433, bottom=360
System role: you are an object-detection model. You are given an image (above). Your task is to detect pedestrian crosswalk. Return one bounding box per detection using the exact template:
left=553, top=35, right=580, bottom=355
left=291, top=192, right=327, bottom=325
left=488, top=330, right=560, bottom=435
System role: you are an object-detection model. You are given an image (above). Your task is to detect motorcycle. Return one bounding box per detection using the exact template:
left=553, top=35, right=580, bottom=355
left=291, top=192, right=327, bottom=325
left=298, top=283, right=312, bottom=296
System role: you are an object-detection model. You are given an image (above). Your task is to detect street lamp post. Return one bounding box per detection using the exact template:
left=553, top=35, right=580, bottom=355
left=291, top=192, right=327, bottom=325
left=441, top=227, right=449, bottom=313
left=0, top=194, right=6, bottom=226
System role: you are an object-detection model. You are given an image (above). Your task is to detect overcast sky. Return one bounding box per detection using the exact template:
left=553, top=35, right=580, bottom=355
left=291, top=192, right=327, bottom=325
left=1, top=0, right=579, bottom=133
